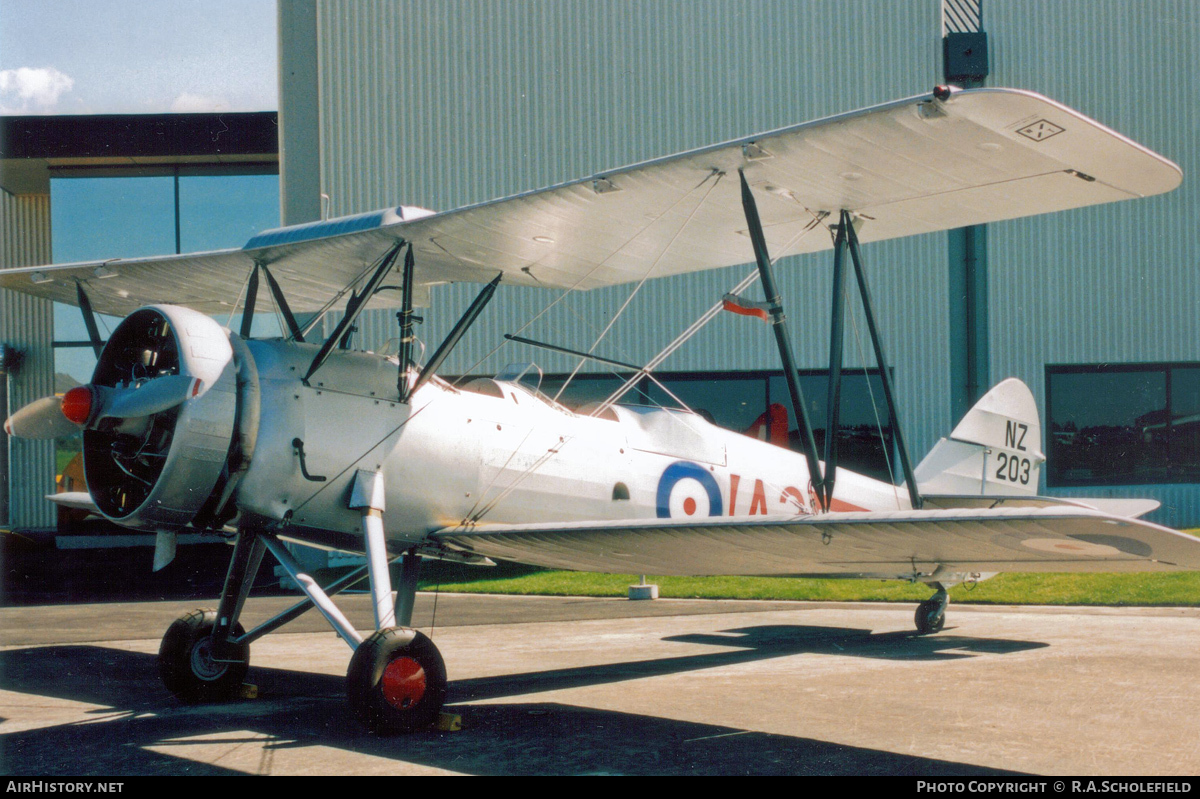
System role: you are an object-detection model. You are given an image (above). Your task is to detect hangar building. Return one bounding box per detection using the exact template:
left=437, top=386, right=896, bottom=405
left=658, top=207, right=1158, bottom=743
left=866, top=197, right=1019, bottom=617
left=2, top=0, right=1197, bottom=533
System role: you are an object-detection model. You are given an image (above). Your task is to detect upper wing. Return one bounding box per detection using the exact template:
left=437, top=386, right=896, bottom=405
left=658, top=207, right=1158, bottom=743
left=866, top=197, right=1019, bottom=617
left=432, top=507, right=1200, bottom=578
left=0, top=87, right=1180, bottom=316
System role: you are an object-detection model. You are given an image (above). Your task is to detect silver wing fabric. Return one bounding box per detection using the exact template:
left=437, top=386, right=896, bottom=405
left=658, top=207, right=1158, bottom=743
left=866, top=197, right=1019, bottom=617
left=433, top=507, right=1200, bottom=578
left=0, top=87, right=1181, bottom=317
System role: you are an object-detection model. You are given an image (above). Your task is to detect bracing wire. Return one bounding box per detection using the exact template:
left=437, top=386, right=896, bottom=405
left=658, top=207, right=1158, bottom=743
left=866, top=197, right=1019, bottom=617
left=225, top=266, right=256, bottom=331
left=553, top=170, right=725, bottom=402
left=591, top=208, right=828, bottom=417
left=455, top=169, right=725, bottom=384
left=453, top=207, right=834, bottom=528
left=845, top=263, right=903, bottom=509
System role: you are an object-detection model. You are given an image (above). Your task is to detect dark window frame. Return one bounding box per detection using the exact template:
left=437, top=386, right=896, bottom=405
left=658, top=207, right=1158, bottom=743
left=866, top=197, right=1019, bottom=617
left=1046, top=361, right=1200, bottom=487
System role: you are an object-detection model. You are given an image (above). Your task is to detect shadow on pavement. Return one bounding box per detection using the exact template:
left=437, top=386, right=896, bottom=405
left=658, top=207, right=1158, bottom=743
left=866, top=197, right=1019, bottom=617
left=0, top=622, right=1042, bottom=775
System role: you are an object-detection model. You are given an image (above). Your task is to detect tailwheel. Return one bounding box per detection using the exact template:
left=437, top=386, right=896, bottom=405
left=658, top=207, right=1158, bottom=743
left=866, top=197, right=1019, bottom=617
left=158, top=609, right=249, bottom=702
left=347, top=627, right=447, bottom=735
left=914, top=585, right=949, bottom=635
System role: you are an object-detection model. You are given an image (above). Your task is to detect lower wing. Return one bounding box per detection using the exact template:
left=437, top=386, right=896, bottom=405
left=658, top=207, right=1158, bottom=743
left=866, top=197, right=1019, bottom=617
left=433, top=507, right=1200, bottom=580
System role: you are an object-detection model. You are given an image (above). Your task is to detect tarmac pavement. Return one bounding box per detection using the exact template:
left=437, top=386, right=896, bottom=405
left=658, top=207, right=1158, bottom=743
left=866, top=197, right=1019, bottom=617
left=1, top=593, right=1198, bottom=776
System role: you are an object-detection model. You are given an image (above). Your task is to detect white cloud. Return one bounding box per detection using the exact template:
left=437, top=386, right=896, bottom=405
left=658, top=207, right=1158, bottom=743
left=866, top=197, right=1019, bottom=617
left=0, top=66, right=75, bottom=113
left=169, top=92, right=230, bottom=112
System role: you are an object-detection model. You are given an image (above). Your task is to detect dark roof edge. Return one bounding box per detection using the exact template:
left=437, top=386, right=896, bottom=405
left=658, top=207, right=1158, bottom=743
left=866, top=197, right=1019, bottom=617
left=0, top=112, right=279, bottom=160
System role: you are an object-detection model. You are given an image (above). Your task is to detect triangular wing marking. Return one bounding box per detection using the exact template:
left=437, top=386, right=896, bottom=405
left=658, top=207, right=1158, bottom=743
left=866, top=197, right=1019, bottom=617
left=432, top=507, right=1200, bottom=577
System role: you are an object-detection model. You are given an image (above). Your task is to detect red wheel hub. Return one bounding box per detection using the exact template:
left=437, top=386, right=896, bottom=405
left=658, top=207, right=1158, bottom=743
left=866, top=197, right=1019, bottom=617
left=381, top=656, right=427, bottom=710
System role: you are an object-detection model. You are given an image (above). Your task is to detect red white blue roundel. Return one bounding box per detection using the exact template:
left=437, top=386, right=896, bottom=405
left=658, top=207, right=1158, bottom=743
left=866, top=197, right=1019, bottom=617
left=656, top=461, right=723, bottom=519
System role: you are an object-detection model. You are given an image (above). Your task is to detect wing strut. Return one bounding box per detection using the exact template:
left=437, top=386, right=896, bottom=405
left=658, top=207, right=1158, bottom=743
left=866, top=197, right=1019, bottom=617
left=303, top=241, right=406, bottom=385
left=822, top=220, right=849, bottom=510
left=238, top=264, right=261, bottom=339
left=238, top=262, right=306, bottom=343
left=74, top=281, right=105, bottom=359
left=395, top=245, right=418, bottom=397
left=405, top=273, right=502, bottom=401
left=842, top=210, right=923, bottom=509
left=261, top=264, right=306, bottom=343
left=738, top=170, right=827, bottom=510
left=503, top=333, right=642, bottom=371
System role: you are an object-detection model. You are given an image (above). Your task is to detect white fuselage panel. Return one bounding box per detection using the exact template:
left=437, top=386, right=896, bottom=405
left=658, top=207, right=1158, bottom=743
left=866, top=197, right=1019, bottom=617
left=235, top=341, right=907, bottom=548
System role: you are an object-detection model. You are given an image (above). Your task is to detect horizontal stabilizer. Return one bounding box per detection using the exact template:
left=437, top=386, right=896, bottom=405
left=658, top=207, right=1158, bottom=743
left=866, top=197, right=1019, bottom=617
left=922, top=494, right=1160, bottom=519
left=1068, top=497, right=1161, bottom=519
left=434, top=506, right=1200, bottom=579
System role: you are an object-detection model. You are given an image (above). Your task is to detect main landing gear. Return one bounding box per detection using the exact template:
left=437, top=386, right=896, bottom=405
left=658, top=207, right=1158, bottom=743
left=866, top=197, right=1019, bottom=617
left=347, top=627, right=447, bottom=734
left=914, top=583, right=949, bottom=635
left=157, top=473, right=447, bottom=735
left=158, top=609, right=249, bottom=702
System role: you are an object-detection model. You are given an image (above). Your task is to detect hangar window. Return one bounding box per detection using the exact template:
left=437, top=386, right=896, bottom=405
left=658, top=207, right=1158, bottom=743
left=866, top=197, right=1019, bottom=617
left=1046, top=363, right=1200, bottom=486
left=51, top=171, right=281, bottom=386
left=49, top=171, right=279, bottom=478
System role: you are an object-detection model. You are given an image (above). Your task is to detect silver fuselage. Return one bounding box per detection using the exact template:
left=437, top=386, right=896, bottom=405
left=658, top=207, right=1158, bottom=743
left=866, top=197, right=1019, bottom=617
left=234, top=340, right=905, bottom=550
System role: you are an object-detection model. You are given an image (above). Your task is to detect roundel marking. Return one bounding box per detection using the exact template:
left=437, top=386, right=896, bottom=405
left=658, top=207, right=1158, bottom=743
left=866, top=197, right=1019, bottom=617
left=656, top=461, right=724, bottom=519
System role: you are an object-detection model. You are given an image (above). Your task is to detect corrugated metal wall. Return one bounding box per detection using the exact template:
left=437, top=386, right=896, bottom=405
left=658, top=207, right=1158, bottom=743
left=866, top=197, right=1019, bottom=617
left=985, top=1, right=1200, bottom=525
left=1, top=191, right=56, bottom=529
left=308, top=0, right=1197, bottom=523
left=314, top=0, right=953, bottom=455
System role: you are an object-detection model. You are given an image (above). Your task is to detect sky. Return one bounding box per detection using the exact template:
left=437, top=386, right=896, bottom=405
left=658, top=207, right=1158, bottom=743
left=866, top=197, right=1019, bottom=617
left=0, top=0, right=277, bottom=114
left=0, top=1, right=281, bottom=381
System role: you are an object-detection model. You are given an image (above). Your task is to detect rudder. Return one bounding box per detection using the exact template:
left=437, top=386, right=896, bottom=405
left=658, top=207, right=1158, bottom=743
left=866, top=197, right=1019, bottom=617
left=915, top=378, right=1046, bottom=496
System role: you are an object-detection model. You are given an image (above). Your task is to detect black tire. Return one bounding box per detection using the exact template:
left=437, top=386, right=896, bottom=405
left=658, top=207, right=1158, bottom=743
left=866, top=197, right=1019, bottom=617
left=158, top=609, right=249, bottom=703
left=914, top=599, right=946, bottom=635
left=347, top=627, right=447, bottom=735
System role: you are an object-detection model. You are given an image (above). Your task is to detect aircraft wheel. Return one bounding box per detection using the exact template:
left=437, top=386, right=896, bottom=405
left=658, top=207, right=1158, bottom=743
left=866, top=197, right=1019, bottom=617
left=347, top=627, right=447, bottom=735
left=914, top=598, right=946, bottom=635
left=158, top=609, right=249, bottom=703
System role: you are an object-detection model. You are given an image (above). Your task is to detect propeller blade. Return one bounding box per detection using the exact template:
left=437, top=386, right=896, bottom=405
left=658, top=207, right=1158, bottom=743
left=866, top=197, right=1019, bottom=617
left=152, top=530, right=177, bottom=572
left=98, top=375, right=198, bottom=421
left=4, top=396, right=81, bottom=439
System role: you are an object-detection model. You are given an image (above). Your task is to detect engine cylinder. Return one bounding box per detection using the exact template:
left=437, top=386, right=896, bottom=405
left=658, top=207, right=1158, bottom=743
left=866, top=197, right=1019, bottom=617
left=83, top=306, right=238, bottom=531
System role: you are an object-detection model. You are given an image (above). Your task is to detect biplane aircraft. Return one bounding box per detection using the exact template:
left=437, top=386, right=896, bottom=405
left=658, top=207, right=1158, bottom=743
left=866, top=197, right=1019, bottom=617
left=4, top=86, right=1200, bottom=734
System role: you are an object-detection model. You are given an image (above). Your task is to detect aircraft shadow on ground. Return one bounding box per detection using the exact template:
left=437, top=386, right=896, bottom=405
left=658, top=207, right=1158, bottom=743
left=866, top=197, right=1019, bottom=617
left=0, top=624, right=1043, bottom=776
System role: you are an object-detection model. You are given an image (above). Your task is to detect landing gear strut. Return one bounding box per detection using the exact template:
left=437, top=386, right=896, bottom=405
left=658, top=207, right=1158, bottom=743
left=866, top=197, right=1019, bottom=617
left=156, top=487, right=449, bottom=735
left=914, top=584, right=948, bottom=635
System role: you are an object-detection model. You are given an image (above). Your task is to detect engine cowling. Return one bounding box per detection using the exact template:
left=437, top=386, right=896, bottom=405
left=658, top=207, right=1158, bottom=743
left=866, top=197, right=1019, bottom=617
left=83, top=305, right=239, bottom=531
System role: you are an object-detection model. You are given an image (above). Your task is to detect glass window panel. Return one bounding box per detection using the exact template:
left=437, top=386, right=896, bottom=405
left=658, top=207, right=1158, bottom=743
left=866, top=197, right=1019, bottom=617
left=1171, top=367, right=1200, bottom=420
left=51, top=176, right=176, bottom=387
left=645, top=376, right=768, bottom=432
left=1170, top=367, right=1200, bottom=480
left=768, top=372, right=894, bottom=480
left=178, top=174, right=280, bottom=252
left=1048, top=368, right=1168, bottom=486
left=48, top=172, right=281, bottom=478
left=51, top=303, right=123, bottom=385
left=51, top=176, right=175, bottom=262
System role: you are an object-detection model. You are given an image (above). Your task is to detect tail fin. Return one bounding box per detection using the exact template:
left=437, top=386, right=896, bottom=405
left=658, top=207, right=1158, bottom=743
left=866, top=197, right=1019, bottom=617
left=746, top=403, right=790, bottom=448
left=915, top=378, right=1046, bottom=496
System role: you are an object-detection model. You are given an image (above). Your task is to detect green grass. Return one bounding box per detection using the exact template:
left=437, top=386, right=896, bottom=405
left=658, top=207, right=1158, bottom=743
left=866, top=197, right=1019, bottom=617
left=409, top=529, right=1200, bottom=607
